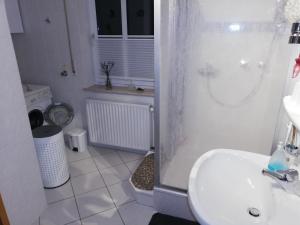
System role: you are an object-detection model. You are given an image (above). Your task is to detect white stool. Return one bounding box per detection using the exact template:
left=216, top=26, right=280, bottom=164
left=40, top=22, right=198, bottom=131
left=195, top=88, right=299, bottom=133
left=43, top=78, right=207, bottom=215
left=33, top=125, right=69, bottom=188
left=66, top=128, right=87, bottom=152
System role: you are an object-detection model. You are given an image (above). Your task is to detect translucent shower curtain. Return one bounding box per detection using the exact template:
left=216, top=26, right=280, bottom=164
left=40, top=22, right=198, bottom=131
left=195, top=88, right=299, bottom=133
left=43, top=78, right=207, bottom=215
left=158, top=0, right=292, bottom=190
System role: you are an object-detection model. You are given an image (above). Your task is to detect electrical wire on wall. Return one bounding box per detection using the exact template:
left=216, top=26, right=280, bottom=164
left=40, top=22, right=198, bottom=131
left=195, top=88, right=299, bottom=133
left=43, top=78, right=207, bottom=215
left=63, top=0, right=76, bottom=75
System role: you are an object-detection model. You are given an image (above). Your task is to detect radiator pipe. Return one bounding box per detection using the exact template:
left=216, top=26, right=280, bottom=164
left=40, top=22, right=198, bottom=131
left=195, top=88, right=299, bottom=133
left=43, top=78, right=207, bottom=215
left=63, top=0, right=76, bottom=75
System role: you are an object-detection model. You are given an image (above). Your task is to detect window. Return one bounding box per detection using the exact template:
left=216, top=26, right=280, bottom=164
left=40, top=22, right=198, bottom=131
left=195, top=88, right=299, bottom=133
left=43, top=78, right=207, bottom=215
left=95, top=0, right=122, bottom=35
left=91, top=0, right=155, bottom=87
left=126, top=0, right=154, bottom=36
left=95, top=0, right=154, bottom=38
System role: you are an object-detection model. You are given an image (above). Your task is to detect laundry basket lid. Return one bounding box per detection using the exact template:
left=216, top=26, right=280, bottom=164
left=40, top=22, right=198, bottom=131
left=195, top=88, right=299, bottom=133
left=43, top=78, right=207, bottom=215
left=32, top=125, right=62, bottom=138
left=44, top=102, right=74, bottom=128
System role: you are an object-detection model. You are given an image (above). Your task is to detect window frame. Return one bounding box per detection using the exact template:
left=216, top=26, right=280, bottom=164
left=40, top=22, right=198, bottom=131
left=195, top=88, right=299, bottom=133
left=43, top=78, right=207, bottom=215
left=88, top=0, right=155, bottom=87
left=93, top=0, right=154, bottom=40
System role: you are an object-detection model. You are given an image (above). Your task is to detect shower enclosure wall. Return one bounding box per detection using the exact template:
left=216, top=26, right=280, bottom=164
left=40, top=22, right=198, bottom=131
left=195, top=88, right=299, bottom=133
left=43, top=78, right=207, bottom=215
left=156, top=0, right=292, bottom=190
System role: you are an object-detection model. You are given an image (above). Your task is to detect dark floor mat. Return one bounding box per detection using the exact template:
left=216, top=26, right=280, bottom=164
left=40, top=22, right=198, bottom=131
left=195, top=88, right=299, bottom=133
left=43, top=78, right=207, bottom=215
left=132, top=153, right=154, bottom=190
left=149, top=213, right=200, bottom=225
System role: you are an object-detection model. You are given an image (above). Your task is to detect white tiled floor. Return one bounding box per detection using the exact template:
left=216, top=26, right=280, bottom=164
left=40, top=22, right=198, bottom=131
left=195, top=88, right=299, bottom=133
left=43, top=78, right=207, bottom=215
left=101, top=164, right=131, bottom=186
left=44, top=181, right=74, bottom=204
left=71, top=171, right=105, bottom=195
left=108, top=181, right=135, bottom=207
left=38, top=146, right=154, bottom=225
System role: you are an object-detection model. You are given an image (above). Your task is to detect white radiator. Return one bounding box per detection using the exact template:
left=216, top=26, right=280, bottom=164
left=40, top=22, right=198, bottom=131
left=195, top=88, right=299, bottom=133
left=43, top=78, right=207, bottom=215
left=86, top=99, right=152, bottom=152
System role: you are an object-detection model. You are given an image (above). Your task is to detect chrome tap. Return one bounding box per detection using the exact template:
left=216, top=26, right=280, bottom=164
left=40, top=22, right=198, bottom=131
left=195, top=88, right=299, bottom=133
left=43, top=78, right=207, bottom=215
left=262, top=169, right=300, bottom=195
left=262, top=169, right=299, bottom=183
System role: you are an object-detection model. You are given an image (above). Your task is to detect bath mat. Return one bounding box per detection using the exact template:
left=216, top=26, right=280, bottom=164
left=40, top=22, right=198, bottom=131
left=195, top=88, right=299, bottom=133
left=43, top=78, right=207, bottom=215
left=132, top=153, right=154, bottom=190
left=148, top=213, right=200, bottom=225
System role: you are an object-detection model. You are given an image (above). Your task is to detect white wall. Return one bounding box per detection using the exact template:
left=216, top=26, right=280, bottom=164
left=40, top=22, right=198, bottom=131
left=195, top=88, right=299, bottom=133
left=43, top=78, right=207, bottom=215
left=12, top=0, right=95, bottom=130
left=0, top=0, right=47, bottom=224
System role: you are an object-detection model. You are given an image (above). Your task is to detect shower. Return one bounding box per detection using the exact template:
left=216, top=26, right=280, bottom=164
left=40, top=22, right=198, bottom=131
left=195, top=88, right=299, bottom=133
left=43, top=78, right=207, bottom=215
left=155, top=0, right=292, bottom=191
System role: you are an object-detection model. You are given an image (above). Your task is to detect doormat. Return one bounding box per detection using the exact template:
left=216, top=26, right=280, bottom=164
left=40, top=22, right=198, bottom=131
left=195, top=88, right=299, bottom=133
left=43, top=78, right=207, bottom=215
left=148, top=213, right=200, bottom=225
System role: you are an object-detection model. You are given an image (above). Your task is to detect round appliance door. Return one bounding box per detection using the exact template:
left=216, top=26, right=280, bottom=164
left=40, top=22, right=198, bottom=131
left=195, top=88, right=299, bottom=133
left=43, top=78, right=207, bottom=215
left=28, top=109, right=44, bottom=130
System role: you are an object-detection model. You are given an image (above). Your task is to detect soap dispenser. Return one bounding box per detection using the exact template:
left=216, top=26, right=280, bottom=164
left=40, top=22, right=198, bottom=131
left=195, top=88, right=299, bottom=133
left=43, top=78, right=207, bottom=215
left=268, top=142, right=289, bottom=171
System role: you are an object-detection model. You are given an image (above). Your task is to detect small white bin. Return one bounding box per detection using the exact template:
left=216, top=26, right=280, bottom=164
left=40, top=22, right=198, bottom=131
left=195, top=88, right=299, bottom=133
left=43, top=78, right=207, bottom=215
left=33, top=125, right=69, bottom=188
left=67, top=128, right=87, bottom=152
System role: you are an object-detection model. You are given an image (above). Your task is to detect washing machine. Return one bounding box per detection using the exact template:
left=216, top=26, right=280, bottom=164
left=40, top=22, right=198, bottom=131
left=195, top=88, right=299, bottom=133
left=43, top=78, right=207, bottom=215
left=23, top=84, right=53, bottom=130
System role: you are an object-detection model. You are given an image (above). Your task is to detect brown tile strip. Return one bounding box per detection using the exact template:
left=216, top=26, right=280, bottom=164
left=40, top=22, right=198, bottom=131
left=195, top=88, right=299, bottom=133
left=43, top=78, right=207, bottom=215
left=131, top=153, right=154, bottom=191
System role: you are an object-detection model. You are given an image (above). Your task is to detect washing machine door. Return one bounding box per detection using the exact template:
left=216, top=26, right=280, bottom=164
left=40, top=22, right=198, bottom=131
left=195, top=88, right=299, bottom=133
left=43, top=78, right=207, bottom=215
left=28, top=109, right=44, bottom=130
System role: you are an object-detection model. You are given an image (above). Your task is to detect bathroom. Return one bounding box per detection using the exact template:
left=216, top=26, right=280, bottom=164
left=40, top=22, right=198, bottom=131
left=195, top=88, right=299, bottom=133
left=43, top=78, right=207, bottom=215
left=1, top=0, right=300, bottom=225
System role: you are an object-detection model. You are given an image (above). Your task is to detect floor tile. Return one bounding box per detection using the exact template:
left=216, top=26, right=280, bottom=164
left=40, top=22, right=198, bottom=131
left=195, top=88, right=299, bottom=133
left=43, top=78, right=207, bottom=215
left=89, top=146, right=118, bottom=156
left=76, top=188, right=115, bottom=219
left=66, top=148, right=91, bottom=162
left=45, top=181, right=74, bottom=204
left=126, top=159, right=143, bottom=174
left=118, top=151, right=144, bottom=163
left=72, top=171, right=105, bottom=195
left=100, top=164, right=131, bottom=186
left=93, top=152, right=123, bottom=170
left=69, top=158, right=98, bottom=177
left=40, top=198, right=79, bottom=225
left=88, top=146, right=99, bottom=157
left=108, top=181, right=135, bottom=207
left=31, top=220, right=39, bottom=225
left=118, top=201, right=155, bottom=225
left=67, top=221, right=82, bottom=225
left=81, top=208, right=123, bottom=225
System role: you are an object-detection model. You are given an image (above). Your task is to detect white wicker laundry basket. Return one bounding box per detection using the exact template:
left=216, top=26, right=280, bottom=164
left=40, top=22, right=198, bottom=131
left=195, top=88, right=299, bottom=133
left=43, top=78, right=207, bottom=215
left=33, top=125, right=69, bottom=188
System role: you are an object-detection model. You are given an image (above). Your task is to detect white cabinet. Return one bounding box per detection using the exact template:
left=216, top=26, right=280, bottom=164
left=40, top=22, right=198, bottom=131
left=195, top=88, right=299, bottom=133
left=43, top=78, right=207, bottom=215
left=4, top=0, right=24, bottom=33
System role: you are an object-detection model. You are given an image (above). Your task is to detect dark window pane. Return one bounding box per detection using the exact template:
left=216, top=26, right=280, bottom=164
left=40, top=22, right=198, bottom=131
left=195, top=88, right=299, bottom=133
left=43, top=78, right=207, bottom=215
left=95, top=0, right=122, bottom=35
left=126, top=0, right=154, bottom=35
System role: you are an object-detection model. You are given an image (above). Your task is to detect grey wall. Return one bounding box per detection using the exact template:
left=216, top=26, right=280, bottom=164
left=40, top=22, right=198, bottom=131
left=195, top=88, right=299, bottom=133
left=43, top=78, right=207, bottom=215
left=12, top=0, right=95, bottom=130
left=0, top=0, right=47, bottom=224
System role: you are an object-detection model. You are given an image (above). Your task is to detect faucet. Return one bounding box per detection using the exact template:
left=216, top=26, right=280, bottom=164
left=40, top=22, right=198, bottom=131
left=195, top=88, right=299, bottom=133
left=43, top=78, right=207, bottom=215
left=262, top=169, right=299, bottom=193
left=262, top=169, right=299, bottom=182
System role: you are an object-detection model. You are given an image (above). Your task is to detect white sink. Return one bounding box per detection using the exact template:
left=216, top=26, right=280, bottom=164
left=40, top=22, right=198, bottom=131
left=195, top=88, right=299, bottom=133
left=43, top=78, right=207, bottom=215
left=188, top=149, right=300, bottom=225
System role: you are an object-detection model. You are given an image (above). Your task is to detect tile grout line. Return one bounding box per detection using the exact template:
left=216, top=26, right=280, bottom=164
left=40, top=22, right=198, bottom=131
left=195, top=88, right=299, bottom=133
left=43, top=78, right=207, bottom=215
left=68, top=176, right=81, bottom=225
left=65, top=219, right=82, bottom=225
left=79, top=206, right=116, bottom=221
left=90, top=154, right=127, bottom=225
left=67, top=146, right=116, bottom=164
left=46, top=175, right=108, bottom=206
left=116, top=150, right=144, bottom=164
left=91, top=150, right=126, bottom=171
left=116, top=151, right=145, bottom=175
left=67, top=155, right=91, bottom=163
left=70, top=170, right=98, bottom=178
left=41, top=147, right=140, bottom=225
left=74, top=185, right=107, bottom=198
left=47, top=195, right=74, bottom=205
left=93, top=154, right=127, bottom=187
left=72, top=170, right=132, bottom=198
left=90, top=147, right=144, bottom=170
left=67, top=147, right=144, bottom=224
left=124, top=159, right=144, bottom=175
left=116, top=151, right=133, bottom=174
left=44, top=176, right=128, bottom=223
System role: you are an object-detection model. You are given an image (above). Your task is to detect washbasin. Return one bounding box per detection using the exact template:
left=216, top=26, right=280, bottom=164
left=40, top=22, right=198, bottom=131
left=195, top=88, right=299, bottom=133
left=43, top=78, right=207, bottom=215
left=188, top=149, right=300, bottom=225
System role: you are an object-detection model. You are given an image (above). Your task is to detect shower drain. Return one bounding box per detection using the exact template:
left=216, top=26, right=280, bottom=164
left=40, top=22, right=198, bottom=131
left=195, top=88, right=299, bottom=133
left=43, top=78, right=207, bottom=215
left=248, top=207, right=261, bottom=217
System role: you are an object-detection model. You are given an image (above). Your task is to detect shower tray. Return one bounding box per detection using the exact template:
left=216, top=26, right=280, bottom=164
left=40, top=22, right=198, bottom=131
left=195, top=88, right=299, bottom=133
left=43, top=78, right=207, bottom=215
left=129, top=152, right=154, bottom=207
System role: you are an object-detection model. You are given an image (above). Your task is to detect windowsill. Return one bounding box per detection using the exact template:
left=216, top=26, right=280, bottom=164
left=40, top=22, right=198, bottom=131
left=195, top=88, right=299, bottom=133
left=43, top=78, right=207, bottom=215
left=83, top=85, right=154, bottom=97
